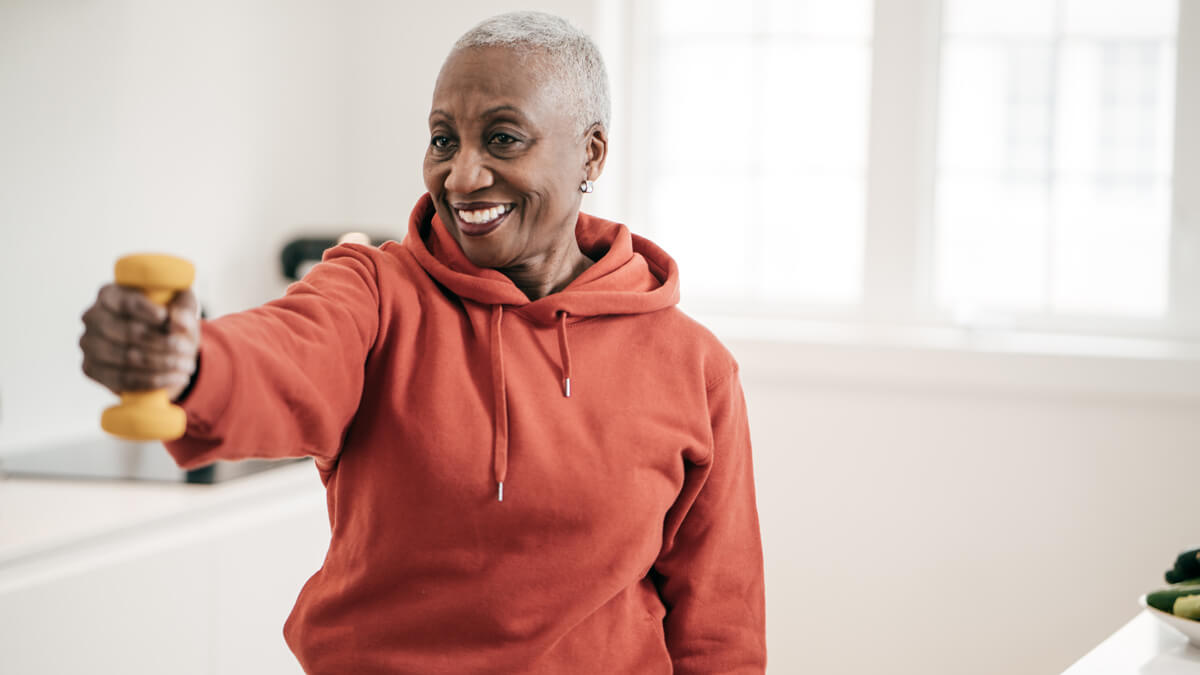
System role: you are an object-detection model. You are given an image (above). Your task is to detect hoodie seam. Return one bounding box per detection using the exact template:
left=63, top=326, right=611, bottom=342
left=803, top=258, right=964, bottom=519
left=704, top=363, right=739, bottom=393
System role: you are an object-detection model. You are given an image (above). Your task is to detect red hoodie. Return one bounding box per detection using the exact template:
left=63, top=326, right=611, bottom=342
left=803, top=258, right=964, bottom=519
left=165, top=194, right=766, bottom=674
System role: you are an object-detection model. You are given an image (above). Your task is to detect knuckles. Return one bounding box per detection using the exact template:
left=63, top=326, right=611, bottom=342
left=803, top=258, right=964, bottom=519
left=80, top=285, right=198, bottom=393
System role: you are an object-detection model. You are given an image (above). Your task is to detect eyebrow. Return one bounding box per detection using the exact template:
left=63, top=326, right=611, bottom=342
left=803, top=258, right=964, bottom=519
left=428, top=105, right=529, bottom=123
left=482, top=105, right=526, bottom=120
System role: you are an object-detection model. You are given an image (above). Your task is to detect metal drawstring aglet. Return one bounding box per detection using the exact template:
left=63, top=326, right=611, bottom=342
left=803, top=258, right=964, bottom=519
left=563, top=377, right=571, bottom=398
left=498, top=481, right=504, bottom=502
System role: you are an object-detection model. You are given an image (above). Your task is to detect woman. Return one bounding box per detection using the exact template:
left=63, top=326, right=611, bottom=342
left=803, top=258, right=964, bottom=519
left=79, top=11, right=766, bottom=674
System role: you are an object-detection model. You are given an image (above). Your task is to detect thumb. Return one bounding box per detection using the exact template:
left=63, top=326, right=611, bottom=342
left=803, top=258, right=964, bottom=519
left=167, top=288, right=201, bottom=335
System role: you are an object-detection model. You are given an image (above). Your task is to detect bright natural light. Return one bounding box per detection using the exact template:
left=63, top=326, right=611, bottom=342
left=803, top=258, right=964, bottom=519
left=648, top=0, right=873, bottom=305
left=936, top=0, right=1178, bottom=318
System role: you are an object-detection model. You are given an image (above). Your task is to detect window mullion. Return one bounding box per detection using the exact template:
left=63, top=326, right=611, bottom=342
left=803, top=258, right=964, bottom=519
left=1171, top=0, right=1200, bottom=337
left=862, top=0, right=941, bottom=325
left=623, top=0, right=655, bottom=236
left=591, top=0, right=632, bottom=224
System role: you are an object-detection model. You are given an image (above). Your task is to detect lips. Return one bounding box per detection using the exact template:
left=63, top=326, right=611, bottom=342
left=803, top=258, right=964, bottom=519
left=452, top=202, right=514, bottom=237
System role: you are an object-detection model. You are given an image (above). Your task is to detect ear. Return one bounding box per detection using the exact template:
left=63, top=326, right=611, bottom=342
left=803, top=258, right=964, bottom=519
left=583, top=123, right=608, bottom=181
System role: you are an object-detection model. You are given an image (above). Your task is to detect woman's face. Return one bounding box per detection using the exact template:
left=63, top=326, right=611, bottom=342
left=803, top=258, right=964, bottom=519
left=423, top=47, right=604, bottom=270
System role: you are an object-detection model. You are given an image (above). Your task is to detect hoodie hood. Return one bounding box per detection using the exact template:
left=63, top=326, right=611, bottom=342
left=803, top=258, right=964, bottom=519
left=401, top=193, right=680, bottom=501
left=402, top=192, right=679, bottom=322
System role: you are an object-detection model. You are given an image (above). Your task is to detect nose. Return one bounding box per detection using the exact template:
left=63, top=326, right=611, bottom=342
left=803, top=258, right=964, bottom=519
left=444, top=146, right=493, bottom=195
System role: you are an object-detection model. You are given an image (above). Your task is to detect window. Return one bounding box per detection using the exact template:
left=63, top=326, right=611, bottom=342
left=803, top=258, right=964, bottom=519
left=614, top=0, right=1199, bottom=340
left=630, top=0, right=874, bottom=306
left=936, top=0, right=1177, bottom=319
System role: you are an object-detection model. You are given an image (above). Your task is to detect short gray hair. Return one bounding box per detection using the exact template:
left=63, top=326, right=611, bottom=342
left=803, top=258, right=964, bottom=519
left=451, top=11, right=610, bottom=134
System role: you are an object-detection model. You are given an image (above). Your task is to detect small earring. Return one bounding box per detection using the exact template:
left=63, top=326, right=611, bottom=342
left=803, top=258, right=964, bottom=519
left=579, top=180, right=594, bottom=194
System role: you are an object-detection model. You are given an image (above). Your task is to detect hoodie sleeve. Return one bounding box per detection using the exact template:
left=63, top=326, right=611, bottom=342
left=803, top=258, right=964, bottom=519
left=651, top=366, right=767, bottom=674
left=162, top=244, right=380, bottom=470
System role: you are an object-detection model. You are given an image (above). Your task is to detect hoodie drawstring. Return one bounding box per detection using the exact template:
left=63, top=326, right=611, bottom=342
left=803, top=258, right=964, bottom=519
left=557, top=311, right=572, bottom=398
left=489, top=307, right=574, bottom=503
left=491, top=305, right=508, bottom=502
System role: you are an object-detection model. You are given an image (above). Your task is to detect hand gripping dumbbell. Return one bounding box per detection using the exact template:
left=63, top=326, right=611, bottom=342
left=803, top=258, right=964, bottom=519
left=100, top=253, right=196, bottom=441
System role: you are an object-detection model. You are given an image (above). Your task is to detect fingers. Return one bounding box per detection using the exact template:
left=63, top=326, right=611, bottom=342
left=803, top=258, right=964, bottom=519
left=167, top=288, right=200, bottom=336
left=82, top=284, right=194, bottom=347
left=81, top=358, right=192, bottom=395
left=79, top=284, right=201, bottom=395
left=78, top=332, right=197, bottom=372
left=82, top=307, right=169, bottom=347
left=97, top=283, right=168, bottom=325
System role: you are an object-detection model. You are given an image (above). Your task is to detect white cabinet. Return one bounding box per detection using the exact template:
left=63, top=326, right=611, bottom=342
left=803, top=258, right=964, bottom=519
left=210, top=494, right=330, bottom=674
left=0, top=462, right=329, bottom=675
left=1, top=539, right=214, bottom=675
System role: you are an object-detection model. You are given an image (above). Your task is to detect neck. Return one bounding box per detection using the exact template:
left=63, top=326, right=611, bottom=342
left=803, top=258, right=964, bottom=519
left=503, top=236, right=594, bottom=300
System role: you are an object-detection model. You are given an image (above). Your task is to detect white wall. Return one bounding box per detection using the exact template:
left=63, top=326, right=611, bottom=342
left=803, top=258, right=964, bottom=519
left=729, top=337, right=1200, bottom=674
left=0, top=0, right=348, bottom=448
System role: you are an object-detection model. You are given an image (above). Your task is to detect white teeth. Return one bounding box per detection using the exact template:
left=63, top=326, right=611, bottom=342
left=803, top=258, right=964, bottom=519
left=458, top=205, right=510, bottom=225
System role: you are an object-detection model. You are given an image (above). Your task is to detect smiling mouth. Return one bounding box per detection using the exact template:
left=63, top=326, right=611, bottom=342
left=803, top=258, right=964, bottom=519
left=453, top=203, right=514, bottom=236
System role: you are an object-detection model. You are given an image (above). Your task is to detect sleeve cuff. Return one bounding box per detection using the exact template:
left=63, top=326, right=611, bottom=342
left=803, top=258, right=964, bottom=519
left=162, top=322, right=236, bottom=468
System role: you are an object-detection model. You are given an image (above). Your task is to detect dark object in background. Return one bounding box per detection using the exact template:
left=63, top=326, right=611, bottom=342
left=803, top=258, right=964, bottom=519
left=1166, top=548, right=1200, bottom=583
left=281, top=237, right=337, bottom=281
left=280, top=233, right=389, bottom=281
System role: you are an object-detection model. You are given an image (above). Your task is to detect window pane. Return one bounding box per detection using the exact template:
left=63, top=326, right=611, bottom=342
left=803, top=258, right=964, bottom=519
left=763, top=42, right=870, bottom=172
left=654, top=43, right=753, bottom=168
left=1052, top=179, right=1170, bottom=315
left=650, top=173, right=751, bottom=301
left=1063, top=0, right=1177, bottom=37
left=648, top=0, right=872, bottom=307
left=943, top=0, right=1056, bottom=38
left=936, top=176, right=1048, bottom=310
left=756, top=173, right=863, bottom=302
left=656, top=0, right=753, bottom=36
left=1056, top=42, right=1176, bottom=175
left=939, top=41, right=1054, bottom=172
left=762, top=0, right=872, bottom=38
left=935, top=0, right=1177, bottom=320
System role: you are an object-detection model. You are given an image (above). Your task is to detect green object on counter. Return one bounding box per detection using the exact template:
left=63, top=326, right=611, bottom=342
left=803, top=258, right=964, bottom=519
left=1165, top=548, right=1200, bottom=584
left=1174, top=594, right=1200, bottom=620
left=1147, top=586, right=1200, bottom=613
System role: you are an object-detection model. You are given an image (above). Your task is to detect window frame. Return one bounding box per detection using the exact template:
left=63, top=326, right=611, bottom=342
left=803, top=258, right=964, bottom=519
left=602, top=0, right=1200, bottom=342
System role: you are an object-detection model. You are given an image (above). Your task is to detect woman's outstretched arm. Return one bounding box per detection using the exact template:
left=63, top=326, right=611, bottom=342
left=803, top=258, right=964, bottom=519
left=161, top=244, right=381, bottom=470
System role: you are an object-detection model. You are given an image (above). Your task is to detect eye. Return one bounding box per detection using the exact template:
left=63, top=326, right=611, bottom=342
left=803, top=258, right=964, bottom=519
left=489, top=132, right=518, bottom=146
left=430, top=135, right=454, bottom=150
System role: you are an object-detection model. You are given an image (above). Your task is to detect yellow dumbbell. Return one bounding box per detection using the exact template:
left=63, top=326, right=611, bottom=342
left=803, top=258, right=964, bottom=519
left=100, top=253, right=196, bottom=441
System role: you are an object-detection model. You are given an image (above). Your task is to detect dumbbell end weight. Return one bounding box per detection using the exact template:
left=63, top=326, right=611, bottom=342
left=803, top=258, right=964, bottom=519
left=102, top=391, right=187, bottom=440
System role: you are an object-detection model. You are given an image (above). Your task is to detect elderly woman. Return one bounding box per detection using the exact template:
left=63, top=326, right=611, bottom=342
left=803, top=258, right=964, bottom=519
left=79, top=11, right=765, bottom=674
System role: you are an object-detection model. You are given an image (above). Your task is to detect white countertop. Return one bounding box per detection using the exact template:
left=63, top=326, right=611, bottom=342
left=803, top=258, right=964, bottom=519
left=1064, top=611, right=1200, bottom=674
left=0, top=455, right=323, bottom=572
